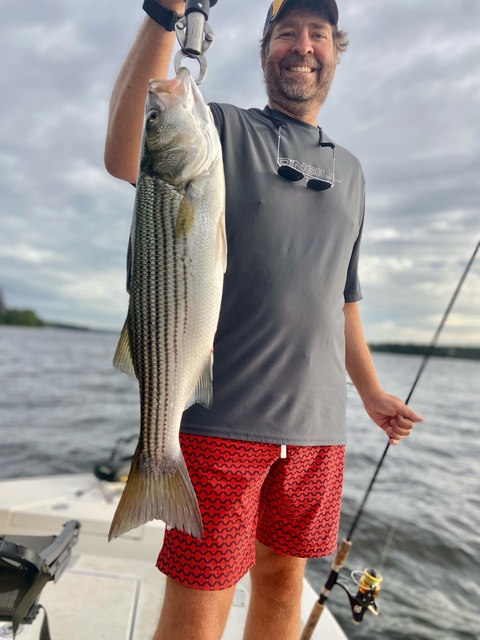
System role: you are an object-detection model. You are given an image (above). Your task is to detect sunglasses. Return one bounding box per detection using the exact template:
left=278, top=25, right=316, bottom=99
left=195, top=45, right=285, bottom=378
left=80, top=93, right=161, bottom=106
left=276, top=124, right=335, bottom=191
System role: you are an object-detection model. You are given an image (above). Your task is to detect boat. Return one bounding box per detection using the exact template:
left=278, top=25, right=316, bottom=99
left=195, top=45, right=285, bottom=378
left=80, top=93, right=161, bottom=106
left=0, top=470, right=348, bottom=639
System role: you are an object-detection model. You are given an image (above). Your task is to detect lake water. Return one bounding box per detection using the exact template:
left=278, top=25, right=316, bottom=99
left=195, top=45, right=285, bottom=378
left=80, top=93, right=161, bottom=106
left=0, top=326, right=479, bottom=639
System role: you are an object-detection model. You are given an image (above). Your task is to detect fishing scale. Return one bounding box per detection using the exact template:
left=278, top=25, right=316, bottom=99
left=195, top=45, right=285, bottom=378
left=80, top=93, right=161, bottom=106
left=175, top=0, right=218, bottom=83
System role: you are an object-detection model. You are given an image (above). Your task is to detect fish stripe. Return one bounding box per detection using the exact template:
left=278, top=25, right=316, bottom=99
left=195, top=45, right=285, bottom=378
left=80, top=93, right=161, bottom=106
left=160, top=182, right=171, bottom=459
left=131, top=178, right=192, bottom=467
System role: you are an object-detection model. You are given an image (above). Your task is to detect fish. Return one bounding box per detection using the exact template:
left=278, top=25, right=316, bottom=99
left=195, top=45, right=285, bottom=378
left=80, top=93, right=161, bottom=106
left=108, top=67, right=226, bottom=541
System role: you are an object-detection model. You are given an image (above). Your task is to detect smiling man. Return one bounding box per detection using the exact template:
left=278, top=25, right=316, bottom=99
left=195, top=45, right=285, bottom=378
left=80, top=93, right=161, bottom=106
left=104, top=1, right=422, bottom=639
left=262, top=4, right=340, bottom=121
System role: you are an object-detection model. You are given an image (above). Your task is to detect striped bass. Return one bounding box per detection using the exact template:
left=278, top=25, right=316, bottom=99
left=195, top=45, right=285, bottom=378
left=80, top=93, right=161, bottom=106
left=108, top=68, right=226, bottom=541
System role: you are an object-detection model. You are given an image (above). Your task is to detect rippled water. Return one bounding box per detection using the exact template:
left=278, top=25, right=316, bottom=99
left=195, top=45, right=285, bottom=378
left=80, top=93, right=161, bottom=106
left=1, top=326, right=479, bottom=639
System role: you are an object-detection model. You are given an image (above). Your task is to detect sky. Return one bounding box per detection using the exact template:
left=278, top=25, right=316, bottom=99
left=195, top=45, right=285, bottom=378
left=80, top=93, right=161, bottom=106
left=0, top=0, right=479, bottom=345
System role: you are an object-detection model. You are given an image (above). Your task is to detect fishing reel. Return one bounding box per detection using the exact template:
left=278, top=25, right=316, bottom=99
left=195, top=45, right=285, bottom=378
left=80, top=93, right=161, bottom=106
left=94, top=458, right=130, bottom=484
left=175, top=0, right=218, bottom=83
left=75, top=435, right=135, bottom=502
left=93, top=434, right=136, bottom=484
left=337, top=567, right=383, bottom=624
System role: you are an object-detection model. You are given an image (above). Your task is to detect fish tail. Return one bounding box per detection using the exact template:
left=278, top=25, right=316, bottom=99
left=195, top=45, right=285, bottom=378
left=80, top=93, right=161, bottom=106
left=108, top=447, right=203, bottom=541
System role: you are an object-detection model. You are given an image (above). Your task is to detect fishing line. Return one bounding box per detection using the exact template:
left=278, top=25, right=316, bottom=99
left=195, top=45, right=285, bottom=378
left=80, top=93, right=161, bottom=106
left=301, top=239, right=480, bottom=639
left=377, top=515, right=400, bottom=574
left=347, top=239, right=479, bottom=542
left=369, top=239, right=480, bottom=574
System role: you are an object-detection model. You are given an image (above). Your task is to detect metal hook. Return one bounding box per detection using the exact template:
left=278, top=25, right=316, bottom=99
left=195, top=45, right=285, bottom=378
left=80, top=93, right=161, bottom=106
left=174, top=13, right=214, bottom=84
left=174, top=50, right=208, bottom=84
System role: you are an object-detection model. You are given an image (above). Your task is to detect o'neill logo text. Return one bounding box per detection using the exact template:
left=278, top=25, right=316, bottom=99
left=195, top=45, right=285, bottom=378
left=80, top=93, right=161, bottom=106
left=278, top=158, right=341, bottom=184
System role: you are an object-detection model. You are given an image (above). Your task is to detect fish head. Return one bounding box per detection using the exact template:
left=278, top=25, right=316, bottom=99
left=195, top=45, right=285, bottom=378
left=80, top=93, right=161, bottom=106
left=141, top=68, right=220, bottom=185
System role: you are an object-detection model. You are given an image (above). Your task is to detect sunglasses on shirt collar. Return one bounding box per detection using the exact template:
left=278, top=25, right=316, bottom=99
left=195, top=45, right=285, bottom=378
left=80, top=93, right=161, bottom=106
left=276, top=123, right=335, bottom=191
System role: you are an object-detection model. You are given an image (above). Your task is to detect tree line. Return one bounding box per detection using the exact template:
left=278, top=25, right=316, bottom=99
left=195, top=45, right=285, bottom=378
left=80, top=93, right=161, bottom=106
left=0, top=289, right=44, bottom=326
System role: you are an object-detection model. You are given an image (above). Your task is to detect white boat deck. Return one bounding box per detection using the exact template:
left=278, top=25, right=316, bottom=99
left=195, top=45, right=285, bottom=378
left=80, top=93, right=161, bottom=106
left=0, top=474, right=348, bottom=639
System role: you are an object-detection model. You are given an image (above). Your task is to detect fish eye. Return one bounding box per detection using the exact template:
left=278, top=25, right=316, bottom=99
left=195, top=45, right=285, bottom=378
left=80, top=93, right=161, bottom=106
left=147, top=110, right=159, bottom=122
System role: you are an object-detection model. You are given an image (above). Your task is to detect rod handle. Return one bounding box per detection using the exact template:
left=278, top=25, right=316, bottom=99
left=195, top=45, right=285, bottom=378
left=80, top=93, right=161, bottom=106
left=335, top=538, right=352, bottom=566
left=300, top=602, right=325, bottom=640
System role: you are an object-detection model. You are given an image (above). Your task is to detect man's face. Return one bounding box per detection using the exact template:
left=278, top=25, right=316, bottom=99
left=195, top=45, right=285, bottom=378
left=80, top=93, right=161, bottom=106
left=262, top=9, right=337, bottom=113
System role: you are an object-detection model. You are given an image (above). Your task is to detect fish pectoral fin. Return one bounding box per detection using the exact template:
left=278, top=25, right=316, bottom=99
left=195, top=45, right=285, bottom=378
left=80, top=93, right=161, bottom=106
left=126, top=233, right=133, bottom=294
left=184, top=351, right=214, bottom=410
left=175, top=183, right=200, bottom=239
left=112, top=318, right=137, bottom=378
left=216, top=208, right=227, bottom=273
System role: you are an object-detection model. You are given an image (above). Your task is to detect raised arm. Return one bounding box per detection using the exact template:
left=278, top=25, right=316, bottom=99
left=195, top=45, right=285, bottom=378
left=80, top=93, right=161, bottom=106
left=344, top=301, right=423, bottom=444
left=104, top=1, right=185, bottom=183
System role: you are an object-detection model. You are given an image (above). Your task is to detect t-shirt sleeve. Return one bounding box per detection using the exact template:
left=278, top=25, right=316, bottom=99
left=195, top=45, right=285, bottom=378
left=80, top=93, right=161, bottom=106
left=344, top=193, right=365, bottom=303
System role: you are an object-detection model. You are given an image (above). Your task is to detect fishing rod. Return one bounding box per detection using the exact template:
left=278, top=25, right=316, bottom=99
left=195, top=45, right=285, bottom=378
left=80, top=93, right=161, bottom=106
left=300, top=240, right=480, bottom=639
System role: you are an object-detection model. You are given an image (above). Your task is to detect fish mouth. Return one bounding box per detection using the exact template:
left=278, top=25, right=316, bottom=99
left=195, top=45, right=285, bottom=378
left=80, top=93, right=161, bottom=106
left=150, top=67, right=187, bottom=91
left=148, top=68, right=194, bottom=110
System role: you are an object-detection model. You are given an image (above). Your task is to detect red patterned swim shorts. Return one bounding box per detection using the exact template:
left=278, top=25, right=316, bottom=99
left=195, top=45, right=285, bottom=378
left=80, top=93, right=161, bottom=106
left=156, top=434, right=345, bottom=590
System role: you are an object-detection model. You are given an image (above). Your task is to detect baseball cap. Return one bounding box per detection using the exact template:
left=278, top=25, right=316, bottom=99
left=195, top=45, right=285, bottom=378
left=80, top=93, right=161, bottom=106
left=263, top=0, right=339, bottom=36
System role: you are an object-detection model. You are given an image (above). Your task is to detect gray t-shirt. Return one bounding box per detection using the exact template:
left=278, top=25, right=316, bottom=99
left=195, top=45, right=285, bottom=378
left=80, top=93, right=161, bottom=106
left=180, top=104, right=365, bottom=445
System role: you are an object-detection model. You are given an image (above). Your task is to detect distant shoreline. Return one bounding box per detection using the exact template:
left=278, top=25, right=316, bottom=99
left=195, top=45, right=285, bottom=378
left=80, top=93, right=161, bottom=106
left=369, top=343, right=480, bottom=361
left=1, top=323, right=479, bottom=361
left=0, top=305, right=113, bottom=334
left=0, top=321, right=116, bottom=334
left=0, top=297, right=478, bottom=360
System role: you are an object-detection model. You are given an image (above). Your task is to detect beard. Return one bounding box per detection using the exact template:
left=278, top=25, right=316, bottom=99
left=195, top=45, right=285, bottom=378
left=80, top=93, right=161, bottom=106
left=264, top=54, right=336, bottom=116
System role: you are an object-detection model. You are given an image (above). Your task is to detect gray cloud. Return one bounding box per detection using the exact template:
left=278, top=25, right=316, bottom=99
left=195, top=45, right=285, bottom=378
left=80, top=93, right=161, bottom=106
left=0, top=0, right=478, bottom=342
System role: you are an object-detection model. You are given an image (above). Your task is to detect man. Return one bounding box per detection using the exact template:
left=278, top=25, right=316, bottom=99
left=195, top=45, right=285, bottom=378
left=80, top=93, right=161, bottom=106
left=104, top=1, right=423, bottom=639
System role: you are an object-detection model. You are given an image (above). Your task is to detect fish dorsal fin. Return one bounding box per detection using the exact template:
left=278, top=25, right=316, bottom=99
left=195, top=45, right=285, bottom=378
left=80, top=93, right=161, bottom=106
left=184, top=351, right=213, bottom=410
left=176, top=183, right=200, bottom=239
left=113, top=318, right=137, bottom=378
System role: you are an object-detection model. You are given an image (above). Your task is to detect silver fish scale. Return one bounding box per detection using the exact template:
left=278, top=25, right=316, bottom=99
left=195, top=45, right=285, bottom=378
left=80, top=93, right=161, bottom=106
left=129, top=174, right=187, bottom=476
